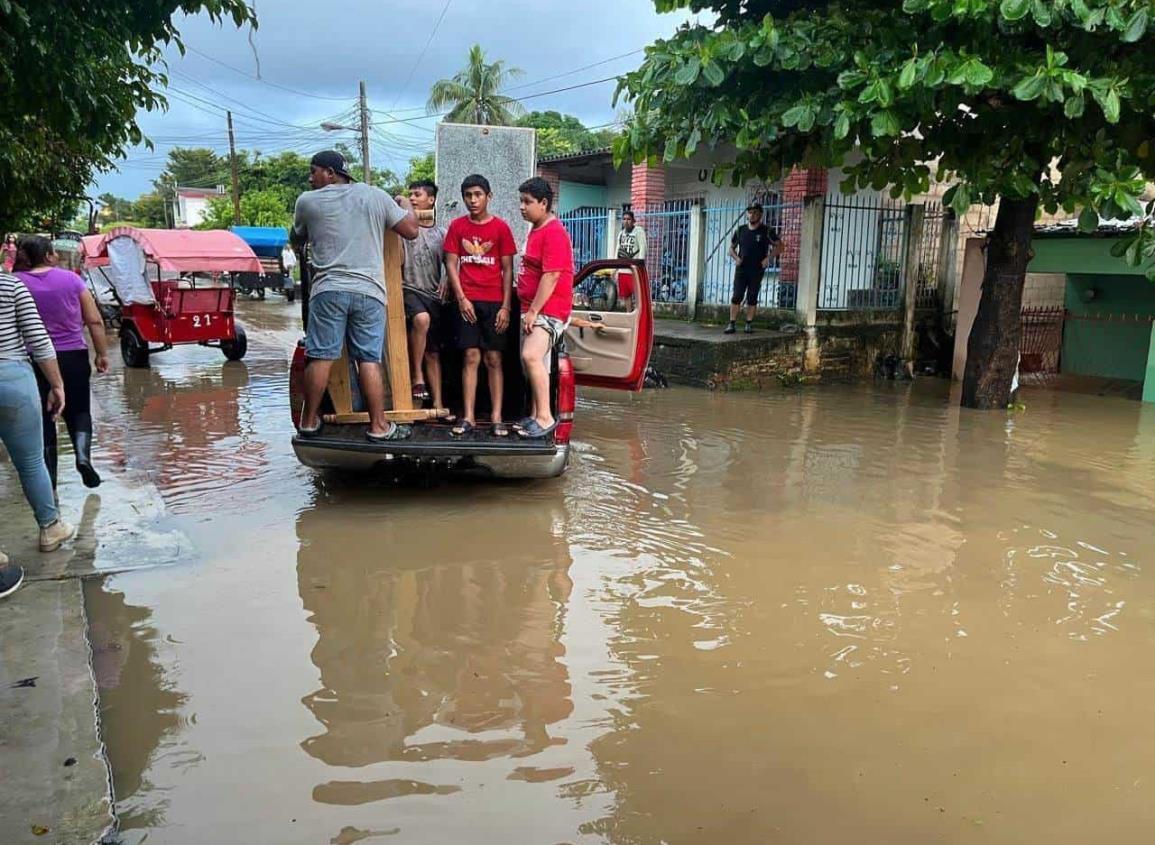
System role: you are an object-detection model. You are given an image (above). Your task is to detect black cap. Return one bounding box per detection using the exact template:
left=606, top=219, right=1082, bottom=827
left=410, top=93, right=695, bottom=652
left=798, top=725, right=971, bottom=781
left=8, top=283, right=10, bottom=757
left=746, top=201, right=764, bottom=212
left=310, top=150, right=355, bottom=181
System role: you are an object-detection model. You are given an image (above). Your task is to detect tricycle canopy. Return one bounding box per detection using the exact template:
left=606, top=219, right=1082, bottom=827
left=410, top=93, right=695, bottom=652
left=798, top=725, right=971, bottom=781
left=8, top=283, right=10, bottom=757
left=230, top=226, right=289, bottom=258
left=88, top=227, right=262, bottom=274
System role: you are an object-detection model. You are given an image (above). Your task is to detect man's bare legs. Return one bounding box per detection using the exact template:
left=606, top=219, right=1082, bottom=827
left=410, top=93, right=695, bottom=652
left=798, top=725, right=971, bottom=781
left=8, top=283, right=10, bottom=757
left=520, top=328, right=553, bottom=428
left=462, top=348, right=481, bottom=425
left=483, top=350, right=503, bottom=424
left=425, top=350, right=443, bottom=408
left=301, top=358, right=389, bottom=436
left=408, top=311, right=430, bottom=391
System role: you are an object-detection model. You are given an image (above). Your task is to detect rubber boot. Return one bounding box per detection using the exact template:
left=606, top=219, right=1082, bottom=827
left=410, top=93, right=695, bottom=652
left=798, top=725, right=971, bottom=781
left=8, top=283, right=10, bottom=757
left=72, top=418, right=102, bottom=489
left=44, top=440, right=58, bottom=491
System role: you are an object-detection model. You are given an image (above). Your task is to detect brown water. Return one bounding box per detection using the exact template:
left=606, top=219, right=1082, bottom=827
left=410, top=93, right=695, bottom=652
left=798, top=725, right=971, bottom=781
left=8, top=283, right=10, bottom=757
left=81, top=300, right=1155, bottom=844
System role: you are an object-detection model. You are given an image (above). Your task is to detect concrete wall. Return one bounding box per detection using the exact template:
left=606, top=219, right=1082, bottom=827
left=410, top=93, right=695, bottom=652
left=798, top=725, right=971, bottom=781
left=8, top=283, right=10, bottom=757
left=557, top=181, right=608, bottom=215
left=1022, top=272, right=1066, bottom=308
left=1062, top=274, right=1155, bottom=381
left=1029, top=235, right=1145, bottom=276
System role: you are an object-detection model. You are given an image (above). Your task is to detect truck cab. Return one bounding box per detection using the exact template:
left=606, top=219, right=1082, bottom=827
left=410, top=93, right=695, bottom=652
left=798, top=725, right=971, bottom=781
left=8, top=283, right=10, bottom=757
left=289, top=258, right=653, bottom=479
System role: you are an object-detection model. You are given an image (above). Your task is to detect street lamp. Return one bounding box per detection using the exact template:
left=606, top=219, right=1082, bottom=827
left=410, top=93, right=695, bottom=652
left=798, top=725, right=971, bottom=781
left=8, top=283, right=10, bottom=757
left=320, top=80, right=371, bottom=182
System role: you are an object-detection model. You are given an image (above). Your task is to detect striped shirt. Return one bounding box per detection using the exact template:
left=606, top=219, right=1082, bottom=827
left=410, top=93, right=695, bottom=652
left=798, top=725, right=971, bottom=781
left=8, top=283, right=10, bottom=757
left=0, top=272, right=56, bottom=362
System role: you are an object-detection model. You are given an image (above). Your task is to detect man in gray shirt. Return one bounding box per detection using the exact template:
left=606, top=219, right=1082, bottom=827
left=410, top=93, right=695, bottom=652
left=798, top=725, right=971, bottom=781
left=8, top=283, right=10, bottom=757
left=292, top=150, right=418, bottom=441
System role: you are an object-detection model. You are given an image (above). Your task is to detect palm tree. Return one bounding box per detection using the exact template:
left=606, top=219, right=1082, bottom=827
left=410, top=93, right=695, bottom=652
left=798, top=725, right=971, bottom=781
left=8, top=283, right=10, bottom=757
left=426, top=44, right=525, bottom=126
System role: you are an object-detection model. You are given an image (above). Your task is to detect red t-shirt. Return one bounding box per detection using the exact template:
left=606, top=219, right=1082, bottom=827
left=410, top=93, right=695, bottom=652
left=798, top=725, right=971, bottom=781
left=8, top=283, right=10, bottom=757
left=444, top=215, right=517, bottom=303
left=517, top=218, right=574, bottom=321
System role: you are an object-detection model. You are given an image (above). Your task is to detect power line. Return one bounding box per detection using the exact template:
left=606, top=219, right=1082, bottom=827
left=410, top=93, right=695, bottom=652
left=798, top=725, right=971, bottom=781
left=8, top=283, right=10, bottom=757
left=184, top=45, right=357, bottom=102
left=506, top=49, right=642, bottom=93
left=390, top=0, right=453, bottom=112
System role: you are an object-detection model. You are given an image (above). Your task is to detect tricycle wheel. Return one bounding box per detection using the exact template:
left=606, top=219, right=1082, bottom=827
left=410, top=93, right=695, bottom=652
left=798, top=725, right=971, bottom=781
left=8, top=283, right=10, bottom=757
left=221, top=325, right=248, bottom=361
left=257, top=287, right=266, bottom=301
left=119, top=323, right=150, bottom=368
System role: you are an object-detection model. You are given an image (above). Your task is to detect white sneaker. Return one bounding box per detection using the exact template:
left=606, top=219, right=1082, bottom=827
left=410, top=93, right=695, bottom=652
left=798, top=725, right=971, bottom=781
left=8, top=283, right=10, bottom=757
left=39, top=519, right=76, bottom=552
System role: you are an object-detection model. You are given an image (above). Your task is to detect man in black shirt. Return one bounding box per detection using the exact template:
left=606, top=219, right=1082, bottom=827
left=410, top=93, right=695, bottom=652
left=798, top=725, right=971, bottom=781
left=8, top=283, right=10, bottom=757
left=726, top=202, right=782, bottom=334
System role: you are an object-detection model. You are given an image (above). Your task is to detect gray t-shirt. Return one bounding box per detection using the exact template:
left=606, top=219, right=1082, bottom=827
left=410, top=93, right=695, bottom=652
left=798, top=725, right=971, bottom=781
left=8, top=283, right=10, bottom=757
left=292, top=183, right=407, bottom=303
left=402, top=224, right=446, bottom=298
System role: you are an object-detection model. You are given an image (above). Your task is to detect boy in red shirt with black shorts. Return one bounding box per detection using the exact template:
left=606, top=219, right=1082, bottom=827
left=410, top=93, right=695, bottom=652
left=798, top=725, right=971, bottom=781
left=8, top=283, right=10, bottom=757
left=444, top=174, right=518, bottom=437
left=515, top=177, right=574, bottom=439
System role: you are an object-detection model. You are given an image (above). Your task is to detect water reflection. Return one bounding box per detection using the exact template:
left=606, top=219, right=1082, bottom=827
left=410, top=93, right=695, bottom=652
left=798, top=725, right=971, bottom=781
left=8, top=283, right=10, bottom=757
left=296, top=486, right=576, bottom=805
left=86, top=578, right=189, bottom=836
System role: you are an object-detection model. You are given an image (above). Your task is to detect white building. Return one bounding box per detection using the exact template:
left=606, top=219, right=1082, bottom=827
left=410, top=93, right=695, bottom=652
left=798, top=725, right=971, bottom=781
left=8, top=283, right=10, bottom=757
left=171, top=186, right=227, bottom=228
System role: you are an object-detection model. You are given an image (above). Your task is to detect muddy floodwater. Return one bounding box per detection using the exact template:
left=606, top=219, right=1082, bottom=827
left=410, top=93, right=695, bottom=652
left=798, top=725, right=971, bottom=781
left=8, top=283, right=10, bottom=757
left=76, top=300, right=1155, bottom=844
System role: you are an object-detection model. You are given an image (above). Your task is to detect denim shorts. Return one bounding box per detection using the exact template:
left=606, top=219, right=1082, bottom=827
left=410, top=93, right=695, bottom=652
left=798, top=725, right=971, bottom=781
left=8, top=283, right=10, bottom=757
left=306, top=290, right=386, bottom=362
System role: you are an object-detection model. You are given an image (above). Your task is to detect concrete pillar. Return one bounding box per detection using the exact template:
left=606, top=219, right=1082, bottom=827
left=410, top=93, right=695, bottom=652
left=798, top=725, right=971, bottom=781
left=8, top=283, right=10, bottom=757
left=900, top=204, right=927, bottom=362
left=630, top=161, right=666, bottom=211
left=795, top=195, right=825, bottom=373
left=936, top=210, right=961, bottom=317
left=537, top=163, right=561, bottom=211
left=605, top=208, right=619, bottom=260
left=687, top=205, right=706, bottom=321
left=1144, top=322, right=1155, bottom=403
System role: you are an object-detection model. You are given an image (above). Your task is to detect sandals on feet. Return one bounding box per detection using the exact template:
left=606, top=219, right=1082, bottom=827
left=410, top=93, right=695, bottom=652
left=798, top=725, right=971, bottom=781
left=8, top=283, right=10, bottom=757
left=511, top=417, right=535, bottom=432
left=517, top=419, right=558, bottom=439
left=412, top=383, right=430, bottom=401
left=492, top=423, right=510, bottom=438
left=298, top=421, right=324, bottom=438
left=451, top=420, right=475, bottom=437
left=366, top=423, right=412, bottom=443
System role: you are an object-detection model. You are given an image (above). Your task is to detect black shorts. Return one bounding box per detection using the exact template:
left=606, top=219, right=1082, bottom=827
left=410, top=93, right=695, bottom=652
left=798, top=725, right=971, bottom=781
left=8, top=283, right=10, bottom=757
left=404, top=289, right=446, bottom=351
left=731, top=266, right=764, bottom=306
left=456, top=300, right=507, bottom=352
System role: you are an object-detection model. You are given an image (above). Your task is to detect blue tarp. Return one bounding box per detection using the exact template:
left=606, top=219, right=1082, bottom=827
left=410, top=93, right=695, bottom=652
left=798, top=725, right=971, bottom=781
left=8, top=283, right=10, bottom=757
left=230, top=226, right=289, bottom=257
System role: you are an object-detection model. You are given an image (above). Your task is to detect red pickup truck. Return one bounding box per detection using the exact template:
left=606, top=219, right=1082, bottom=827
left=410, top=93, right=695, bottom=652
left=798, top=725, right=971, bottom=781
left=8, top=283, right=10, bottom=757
left=289, top=259, right=653, bottom=479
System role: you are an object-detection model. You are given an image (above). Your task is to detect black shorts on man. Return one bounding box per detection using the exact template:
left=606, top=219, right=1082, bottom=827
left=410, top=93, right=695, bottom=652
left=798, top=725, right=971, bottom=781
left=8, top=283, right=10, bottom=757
left=403, top=289, right=447, bottom=351
left=455, top=300, right=507, bottom=352
left=731, top=266, right=765, bottom=307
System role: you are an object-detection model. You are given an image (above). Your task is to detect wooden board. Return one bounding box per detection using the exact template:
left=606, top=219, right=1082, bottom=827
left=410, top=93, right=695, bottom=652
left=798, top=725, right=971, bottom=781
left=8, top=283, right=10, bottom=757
left=323, top=409, right=450, bottom=424
left=324, top=211, right=434, bottom=421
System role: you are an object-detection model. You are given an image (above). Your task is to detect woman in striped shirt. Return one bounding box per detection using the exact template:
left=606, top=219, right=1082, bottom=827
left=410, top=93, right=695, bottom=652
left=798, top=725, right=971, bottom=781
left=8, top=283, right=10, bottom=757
left=0, top=272, right=76, bottom=598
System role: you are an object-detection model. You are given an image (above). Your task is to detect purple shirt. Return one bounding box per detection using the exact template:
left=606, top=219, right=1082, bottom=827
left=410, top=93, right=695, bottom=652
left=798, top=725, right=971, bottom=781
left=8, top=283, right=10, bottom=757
left=17, top=268, right=89, bottom=352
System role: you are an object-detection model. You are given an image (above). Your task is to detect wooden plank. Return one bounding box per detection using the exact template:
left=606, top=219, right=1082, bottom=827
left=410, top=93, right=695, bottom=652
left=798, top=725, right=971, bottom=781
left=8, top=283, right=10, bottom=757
left=383, top=228, right=413, bottom=411
left=328, top=347, right=354, bottom=415
left=323, top=408, right=450, bottom=424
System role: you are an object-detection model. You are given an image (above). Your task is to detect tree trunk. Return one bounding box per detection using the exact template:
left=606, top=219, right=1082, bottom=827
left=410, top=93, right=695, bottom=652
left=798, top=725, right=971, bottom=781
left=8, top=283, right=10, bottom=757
left=960, top=195, right=1039, bottom=409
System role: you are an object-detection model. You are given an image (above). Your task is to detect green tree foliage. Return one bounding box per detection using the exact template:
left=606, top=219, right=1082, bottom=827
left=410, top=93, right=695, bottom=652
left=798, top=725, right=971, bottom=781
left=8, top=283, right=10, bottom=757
left=516, top=111, right=619, bottom=157
left=0, top=1, right=256, bottom=232
left=162, top=148, right=231, bottom=188
left=405, top=153, right=436, bottom=185
left=618, top=0, right=1155, bottom=408
left=427, top=44, right=525, bottom=126
left=198, top=186, right=293, bottom=230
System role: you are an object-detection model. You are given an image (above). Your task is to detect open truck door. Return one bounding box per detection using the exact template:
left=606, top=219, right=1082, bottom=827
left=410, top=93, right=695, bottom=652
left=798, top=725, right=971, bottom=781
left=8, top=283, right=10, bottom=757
left=565, top=259, right=654, bottom=392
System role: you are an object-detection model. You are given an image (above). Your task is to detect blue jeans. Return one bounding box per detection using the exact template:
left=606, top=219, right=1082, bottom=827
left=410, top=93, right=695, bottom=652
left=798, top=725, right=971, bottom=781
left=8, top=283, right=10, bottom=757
left=0, top=360, right=58, bottom=527
left=306, top=290, right=386, bottom=363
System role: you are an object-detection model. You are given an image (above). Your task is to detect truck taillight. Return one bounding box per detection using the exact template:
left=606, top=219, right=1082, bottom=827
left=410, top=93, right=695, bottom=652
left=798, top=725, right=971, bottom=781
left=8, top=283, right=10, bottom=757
left=289, top=341, right=306, bottom=428
left=556, top=354, right=575, bottom=444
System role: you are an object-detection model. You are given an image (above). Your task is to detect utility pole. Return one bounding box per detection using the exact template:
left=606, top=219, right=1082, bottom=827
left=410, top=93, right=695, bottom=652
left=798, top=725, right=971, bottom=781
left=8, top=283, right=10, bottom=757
left=227, top=110, right=241, bottom=225
left=359, top=80, right=371, bottom=184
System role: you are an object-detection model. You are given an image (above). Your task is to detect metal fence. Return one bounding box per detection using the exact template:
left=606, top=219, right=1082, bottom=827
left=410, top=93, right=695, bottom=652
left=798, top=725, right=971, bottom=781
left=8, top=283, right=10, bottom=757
left=818, top=194, right=908, bottom=310
left=631, top=202, right=694, bottom=304
left=701, top=200, right=803, bottom=309
left=915, top=203, right=945, bottom=309
left=559, top=207, right=608, bottom=273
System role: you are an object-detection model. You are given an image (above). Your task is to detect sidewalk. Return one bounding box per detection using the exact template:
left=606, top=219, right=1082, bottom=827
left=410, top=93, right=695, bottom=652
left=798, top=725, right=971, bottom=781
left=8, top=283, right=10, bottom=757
left=652, top=318, right=803, bottom=388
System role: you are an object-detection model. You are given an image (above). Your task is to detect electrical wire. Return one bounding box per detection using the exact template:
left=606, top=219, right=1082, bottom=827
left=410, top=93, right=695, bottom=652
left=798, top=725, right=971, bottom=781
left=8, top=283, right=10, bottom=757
left=389, top=0, right=453, bottom=112
left=184, top=45, right=357, bottom=102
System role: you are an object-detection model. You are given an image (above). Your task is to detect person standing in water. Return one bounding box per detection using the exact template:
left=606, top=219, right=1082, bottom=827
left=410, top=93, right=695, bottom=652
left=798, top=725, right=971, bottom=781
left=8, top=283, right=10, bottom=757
left=14, top=236, right=110, bottom=489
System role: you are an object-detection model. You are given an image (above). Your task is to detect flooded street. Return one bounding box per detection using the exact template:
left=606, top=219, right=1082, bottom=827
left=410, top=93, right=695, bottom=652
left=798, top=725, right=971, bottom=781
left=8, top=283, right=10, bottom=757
left=76, top=299, right=1155, bottom=844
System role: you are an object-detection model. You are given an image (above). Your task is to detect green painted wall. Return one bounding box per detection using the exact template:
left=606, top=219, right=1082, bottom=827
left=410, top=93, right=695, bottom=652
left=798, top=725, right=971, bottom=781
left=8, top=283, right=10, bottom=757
left=1062, top=273, right=1155, bottom=381
left=1145, top=324, right=1155, bottom=403
left=1029, top=236, right=1146, bottom=276
left=558, top=181, right=608, bottom=216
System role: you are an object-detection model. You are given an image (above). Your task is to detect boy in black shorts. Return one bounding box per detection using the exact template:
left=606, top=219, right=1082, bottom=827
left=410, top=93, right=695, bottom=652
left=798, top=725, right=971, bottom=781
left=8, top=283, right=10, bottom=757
left=443, top=175, right=517, bottom=436
left=401, top=179, right=448, bottom=407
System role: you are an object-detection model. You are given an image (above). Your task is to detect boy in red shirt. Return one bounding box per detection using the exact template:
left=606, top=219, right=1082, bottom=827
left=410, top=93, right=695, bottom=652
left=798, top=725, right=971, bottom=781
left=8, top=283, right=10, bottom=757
left=443, top=174, right=518, bottom=436
left=515, top=177, right=574, bottom=439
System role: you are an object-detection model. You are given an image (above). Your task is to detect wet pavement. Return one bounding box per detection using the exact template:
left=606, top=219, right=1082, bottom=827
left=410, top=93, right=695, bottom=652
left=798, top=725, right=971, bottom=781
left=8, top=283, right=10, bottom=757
left=7, top=297, right=1155, bottom=843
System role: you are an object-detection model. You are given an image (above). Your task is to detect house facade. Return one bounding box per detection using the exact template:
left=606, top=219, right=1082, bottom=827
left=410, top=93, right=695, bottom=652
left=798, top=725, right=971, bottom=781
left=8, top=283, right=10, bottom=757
left=171, top=186, right=227, bottom=229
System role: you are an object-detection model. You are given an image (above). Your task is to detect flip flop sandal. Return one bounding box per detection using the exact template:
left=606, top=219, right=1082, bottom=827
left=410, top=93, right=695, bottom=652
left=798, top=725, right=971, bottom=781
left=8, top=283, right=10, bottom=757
left=297, top=422, right=324, bottom=439
left=412, top=383, right=430, bottom=401
left=492, top=423, right=510, bottom=438
left=451, top=420, right=475, bottom=437
left=517, top=419, right=558, bottom=439
left=511, top=416, right=535, bottom=432
left=441, top=413, right=459, bottom=425
left=366, top=423, right=412, bottom=443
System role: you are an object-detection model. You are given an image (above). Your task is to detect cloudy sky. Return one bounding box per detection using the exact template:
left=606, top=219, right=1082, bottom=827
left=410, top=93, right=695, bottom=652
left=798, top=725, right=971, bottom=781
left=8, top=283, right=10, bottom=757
left=101, top=0, right=698, bottom=199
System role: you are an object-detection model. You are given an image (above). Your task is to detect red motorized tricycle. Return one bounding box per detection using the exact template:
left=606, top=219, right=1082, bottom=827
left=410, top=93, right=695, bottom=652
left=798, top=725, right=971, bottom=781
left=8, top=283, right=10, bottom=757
left=86, top=227, right=261, bottom=368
